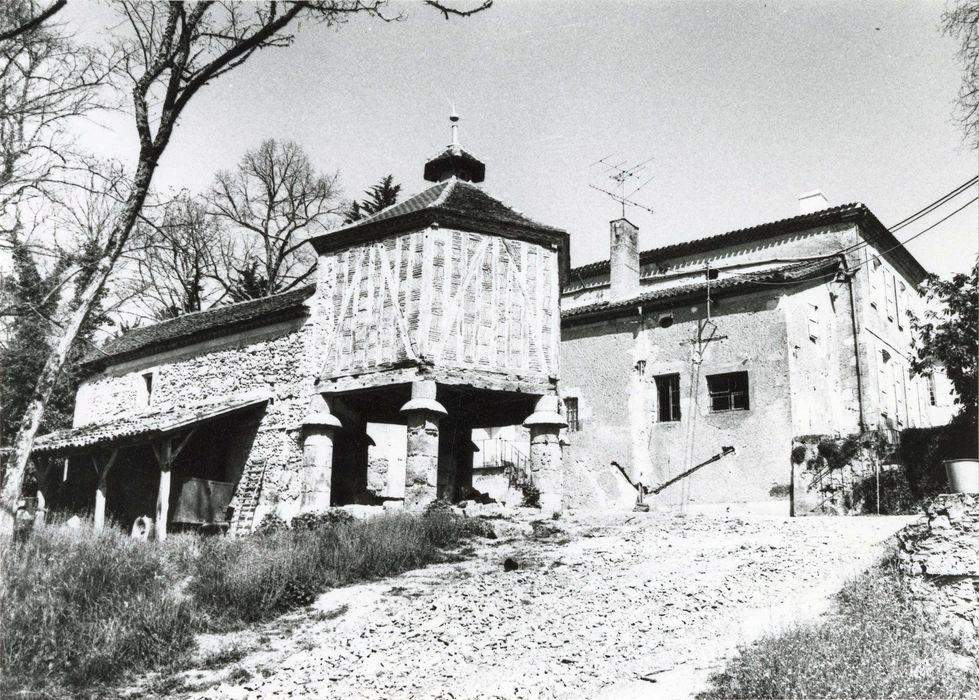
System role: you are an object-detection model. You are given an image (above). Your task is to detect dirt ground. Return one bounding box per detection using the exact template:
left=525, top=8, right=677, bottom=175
left=144, top=509, right=913, bottom=699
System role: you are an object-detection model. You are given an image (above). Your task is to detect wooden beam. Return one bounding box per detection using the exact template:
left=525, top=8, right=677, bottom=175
left=154, top=439, right=172, bottom=542
left=93, top=450, right=118, bottom=533
left=170, top=427, right=197, bottom=461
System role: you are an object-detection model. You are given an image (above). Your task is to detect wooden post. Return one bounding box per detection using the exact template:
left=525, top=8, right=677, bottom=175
left=92, top=450, right=118, bottom=533
left=153, top=439, right=173, bottom=542
left=33, top=458, right=55, bottom=528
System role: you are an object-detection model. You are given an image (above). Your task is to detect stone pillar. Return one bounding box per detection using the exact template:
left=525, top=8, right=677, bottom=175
left=300, top=395, right=342, bottom=513
left=524, top=395, right=567, bottom=515
left=400, top=380, right=447, bottom=510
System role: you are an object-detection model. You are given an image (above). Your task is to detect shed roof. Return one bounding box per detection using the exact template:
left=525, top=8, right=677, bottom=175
left=569, top=203, right=928, bottom=283
left=562, top=257, right=841, bottom=325
left=83, top=285, right=316, bottom=369
left=32, top=392, right=270, bottom=456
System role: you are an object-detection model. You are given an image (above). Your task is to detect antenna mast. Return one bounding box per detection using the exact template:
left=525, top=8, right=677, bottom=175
left=589, top=154, right=656, bottom=219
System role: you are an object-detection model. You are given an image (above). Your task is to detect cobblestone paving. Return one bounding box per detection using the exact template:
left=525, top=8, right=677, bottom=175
left=188, top=511, right=912, bottom=700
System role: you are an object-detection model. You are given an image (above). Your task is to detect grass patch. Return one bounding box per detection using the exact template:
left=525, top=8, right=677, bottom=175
left=699, top=557, right=979, bottom=699
left=1, top=511, right=474, bottom=696
left=0, top=527, right=196, bottom=694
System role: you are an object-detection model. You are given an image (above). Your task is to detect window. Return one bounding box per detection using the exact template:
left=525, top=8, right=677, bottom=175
left=884, top=270, right=897, bottom=321
left=655, top=374, right=681, bottom=422
left=868, top=255, right=881, bottom=308
left=878, top=349, right=890, bottom=417
left=142, top=372, right=153, bottom=406
left=635, top=360, right=647, bottom=379
left=896, top=281, right=906, bottom=330
left=564, top=397, right=579, bottom=432
left=927, top=375, right=937, bottom=406
left=807, top=303, right=819, bottom=341
left=707, top=371, right=749, bottom=412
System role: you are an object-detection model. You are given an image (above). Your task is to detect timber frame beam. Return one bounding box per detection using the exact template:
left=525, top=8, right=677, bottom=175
left=150, top=427, right=196, bottom=542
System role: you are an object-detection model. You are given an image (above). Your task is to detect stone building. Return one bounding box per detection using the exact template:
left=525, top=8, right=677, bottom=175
left=31, top=122, right=570, bottom=538
left=559, top=192, right=953, bottom=513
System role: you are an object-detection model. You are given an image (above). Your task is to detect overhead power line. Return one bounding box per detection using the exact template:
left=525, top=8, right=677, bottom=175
left=726, top=183, right=978, bottom=287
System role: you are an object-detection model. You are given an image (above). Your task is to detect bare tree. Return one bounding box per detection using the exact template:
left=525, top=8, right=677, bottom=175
left=0, top=0, right=109, bottom=232
left=128, top=192, right=225, bottom=319
left=0, top=0, right=493, bottom=534
left=209, top=138, right=339, bottom=300
left=944, top=0, right=979, bottom=147
left=0, top=0, right=66, bottom=43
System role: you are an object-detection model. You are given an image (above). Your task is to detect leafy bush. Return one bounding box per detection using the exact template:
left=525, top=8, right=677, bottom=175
left=0, top=528, right=195, bottom=693
left=790, top=445, right=808, bottom=464
left=852, top=469, right=917, bottom=515
left=290, top=508, right=354, bottom=531
left=768, top=483, right=792, bottom=498
left=699, top=557, right=978, bottom=699
left=255, top=512, right=287, bottom=534
left=900, top=420, right=979, bottom=502
left=521, top=483, right=541, bottom=507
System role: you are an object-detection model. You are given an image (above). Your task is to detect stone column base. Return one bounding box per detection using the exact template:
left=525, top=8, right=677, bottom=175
left=524, top=395, right=567, bottom=516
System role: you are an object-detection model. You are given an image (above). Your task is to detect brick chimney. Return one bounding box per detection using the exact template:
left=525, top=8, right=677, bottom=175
left=609, top=218, right=640, bottom=301
left=798, top=190, right=829, bottom=215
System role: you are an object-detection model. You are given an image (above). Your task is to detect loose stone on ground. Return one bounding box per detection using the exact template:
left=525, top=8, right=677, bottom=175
left=176, top=510, right=911, bottom=700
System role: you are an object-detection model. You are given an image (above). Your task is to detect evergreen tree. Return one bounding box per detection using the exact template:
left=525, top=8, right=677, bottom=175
left=344, top=175, right=401, bottom=223
left=0, top=237, right=66, bottom=446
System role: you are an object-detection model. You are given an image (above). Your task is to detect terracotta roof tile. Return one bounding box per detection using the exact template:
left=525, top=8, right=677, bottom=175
left=568, top=203, right=926, bottom=282
left=32, top=392, right=270, bottom=455
left=84, top=285, right=315, bottom=368
left=562, top=258, right=841, bottom=321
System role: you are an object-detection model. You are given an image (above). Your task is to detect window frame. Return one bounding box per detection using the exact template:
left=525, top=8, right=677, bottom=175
left=654, top=373, right=681, bottom=422
left=564, top=397, right=580, bottom=432
left=706, top=371, right=750, bottom=413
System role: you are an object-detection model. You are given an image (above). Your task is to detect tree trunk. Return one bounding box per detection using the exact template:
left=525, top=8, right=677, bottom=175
left=0, top=160, right=156, bottom=536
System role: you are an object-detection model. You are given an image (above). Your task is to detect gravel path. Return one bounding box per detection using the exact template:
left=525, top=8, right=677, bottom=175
left=182, top=511, right=912, bottom=699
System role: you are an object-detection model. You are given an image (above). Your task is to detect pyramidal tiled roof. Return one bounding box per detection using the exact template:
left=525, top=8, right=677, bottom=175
left=309, top=178, right=565, bottom=254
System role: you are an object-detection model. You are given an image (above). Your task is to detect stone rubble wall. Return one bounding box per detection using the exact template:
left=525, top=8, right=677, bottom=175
left=898, top=494, right=979, bottom=637
left=791, top=433, right=888, bottom=516
left=74, top=310, right=329, bottom=524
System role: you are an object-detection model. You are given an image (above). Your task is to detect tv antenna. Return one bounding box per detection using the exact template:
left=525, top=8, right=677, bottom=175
left=589, top=154, right=656, bottom=219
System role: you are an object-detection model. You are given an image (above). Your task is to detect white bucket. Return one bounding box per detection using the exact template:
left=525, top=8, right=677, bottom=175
left=944, top=459, right=979, bottom=493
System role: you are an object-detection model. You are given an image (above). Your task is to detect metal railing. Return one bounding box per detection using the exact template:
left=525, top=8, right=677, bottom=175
left=474, top=437, right=532, bottom=488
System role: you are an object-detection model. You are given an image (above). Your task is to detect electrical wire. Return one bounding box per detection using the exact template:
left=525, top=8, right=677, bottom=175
left=723, top=192, right=978, bottom=288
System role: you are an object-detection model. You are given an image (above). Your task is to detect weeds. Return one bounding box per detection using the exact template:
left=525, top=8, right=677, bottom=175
left=698, top=556, right=979, bottom=699
left=0, top=511, right=475, bottom=696
left=0, top=527, right=195, bottom=694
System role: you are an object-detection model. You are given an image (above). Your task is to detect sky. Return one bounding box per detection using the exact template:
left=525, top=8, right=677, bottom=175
left=63, top=0, right=978, bottom=277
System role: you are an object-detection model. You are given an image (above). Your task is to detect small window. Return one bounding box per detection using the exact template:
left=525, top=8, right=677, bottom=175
left=707, top=371, right=749, bottom=413
left=142, top=372, right=153, bottom=406
left=654, top=374, right=681, bottom=422
left=635, top=360, right=647, bottom=379
left=564, top=397, right=579, bottom=432
left=927, top=375, right=937, bottom=407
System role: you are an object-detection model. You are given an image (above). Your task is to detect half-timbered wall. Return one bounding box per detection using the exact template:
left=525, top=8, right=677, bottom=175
left=318, top=226, right=560, bottom=387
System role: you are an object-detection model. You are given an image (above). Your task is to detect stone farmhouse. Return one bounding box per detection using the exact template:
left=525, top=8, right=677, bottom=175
left=560, top=192, right=955, bottom=512
left=28, top=126, right=953, bottom=535
left=31, top=126, right=569, bottom=539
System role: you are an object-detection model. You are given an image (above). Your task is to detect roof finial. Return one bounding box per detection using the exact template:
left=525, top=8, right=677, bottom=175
left=450, top=105, right=459, bottom=147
